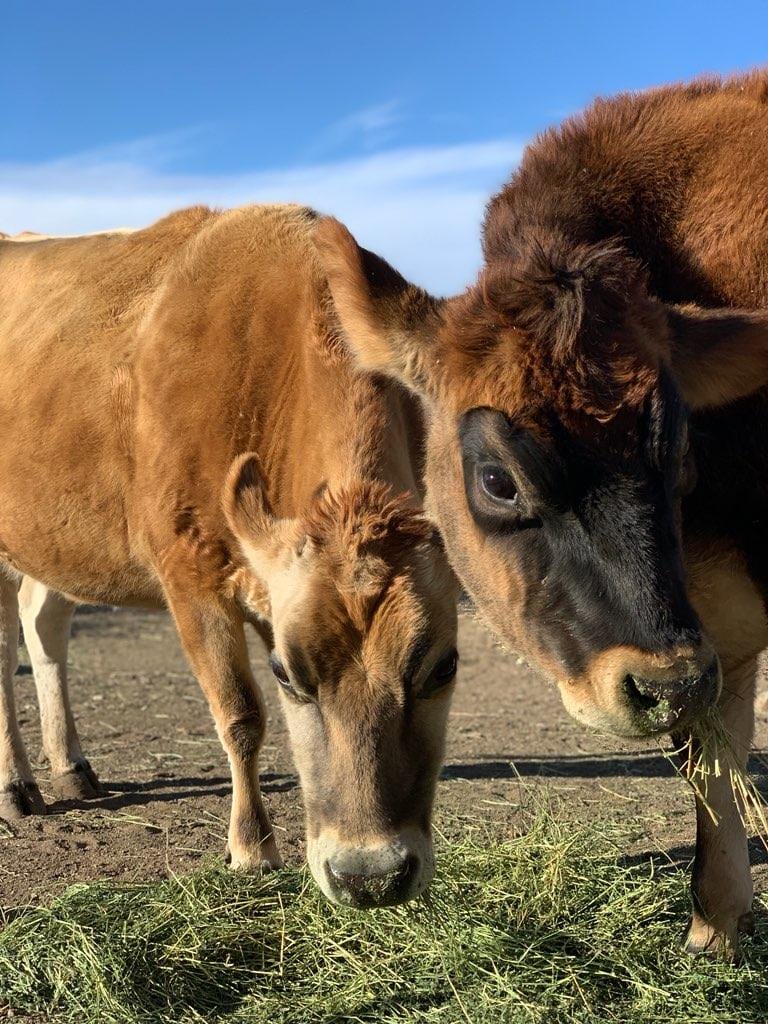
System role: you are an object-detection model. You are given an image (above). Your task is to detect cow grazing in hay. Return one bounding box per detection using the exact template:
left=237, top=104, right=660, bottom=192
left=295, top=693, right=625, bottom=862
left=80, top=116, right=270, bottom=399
left=315, top=71, right=768, bottom=954
left=0, top=206, right=458, bottom=907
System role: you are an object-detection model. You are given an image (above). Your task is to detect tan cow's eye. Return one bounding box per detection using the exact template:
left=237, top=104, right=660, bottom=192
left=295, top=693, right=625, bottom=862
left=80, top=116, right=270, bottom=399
left=420, top=650, right=458, bottom=698
left=269, top=653, right=290, bottom=685
left=270, top=652, right=314, bottom=703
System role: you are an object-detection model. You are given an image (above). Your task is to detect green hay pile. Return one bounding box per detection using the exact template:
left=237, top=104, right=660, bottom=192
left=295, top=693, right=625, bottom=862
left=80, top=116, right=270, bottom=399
left=1, top=806, right=766, bottom=1024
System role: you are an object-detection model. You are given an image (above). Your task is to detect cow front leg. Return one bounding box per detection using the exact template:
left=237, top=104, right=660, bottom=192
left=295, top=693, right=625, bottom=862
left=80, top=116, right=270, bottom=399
left=684, top=657, right=756, bottom=959
left=18, top=578, right=102, bottom=800
left=164, top=587, right=281, bottom=871
left=0, top=576, right=46, bottom=819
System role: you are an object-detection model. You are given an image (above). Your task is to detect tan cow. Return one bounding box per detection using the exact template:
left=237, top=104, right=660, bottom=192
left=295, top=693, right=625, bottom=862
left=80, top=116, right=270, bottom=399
left=0, top=206, right=458, bottom=906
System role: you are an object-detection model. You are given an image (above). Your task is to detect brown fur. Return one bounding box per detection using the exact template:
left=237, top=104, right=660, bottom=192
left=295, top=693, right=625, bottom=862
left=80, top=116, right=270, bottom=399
left=316, top=71, right=768, bottom=954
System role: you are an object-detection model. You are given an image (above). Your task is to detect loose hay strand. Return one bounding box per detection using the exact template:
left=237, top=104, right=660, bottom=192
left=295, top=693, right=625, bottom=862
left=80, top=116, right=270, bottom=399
left=662, top=706, right=768, bottom=849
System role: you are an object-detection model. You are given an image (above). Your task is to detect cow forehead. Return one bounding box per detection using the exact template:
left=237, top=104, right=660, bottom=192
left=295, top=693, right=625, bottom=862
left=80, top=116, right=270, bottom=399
left=438, top=286, right=661, bottom=427
left=439, top=356, right=653, bottom=460
left=281, top=562, right=448, bottom=690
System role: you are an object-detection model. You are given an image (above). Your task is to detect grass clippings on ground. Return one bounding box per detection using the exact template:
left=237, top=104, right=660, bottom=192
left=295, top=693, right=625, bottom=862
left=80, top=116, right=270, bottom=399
left=0, top=804, right=766, bottom=1024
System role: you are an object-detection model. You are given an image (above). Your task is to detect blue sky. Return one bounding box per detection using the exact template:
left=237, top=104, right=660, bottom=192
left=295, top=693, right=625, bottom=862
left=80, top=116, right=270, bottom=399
left=2, top=1, right=767, bottom=291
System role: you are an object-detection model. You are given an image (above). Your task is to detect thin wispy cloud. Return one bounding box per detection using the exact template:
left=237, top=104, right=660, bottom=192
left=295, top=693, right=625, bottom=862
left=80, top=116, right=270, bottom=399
left=310, top=99, right=405, bottom=156
left=0, top=133, right=523, bottom=292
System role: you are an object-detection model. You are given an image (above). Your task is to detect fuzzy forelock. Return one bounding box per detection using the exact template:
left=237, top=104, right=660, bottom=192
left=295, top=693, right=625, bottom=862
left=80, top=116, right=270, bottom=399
left=300, top=481, right=435, bottom=633
left=447, top=229, right=663, bottom=421
left=302, top=481, right=432, bottom=556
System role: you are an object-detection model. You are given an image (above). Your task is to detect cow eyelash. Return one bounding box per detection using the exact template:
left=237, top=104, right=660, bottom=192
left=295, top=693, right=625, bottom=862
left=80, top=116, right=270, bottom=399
left=270, top=653, right=315, bottom=704
left=419, top=649, right=459, bottom=699
left=269, top=653, right=289, bottom=683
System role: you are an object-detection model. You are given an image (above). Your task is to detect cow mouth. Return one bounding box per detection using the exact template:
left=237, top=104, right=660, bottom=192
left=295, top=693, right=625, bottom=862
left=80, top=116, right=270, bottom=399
left=623, top=660, right=722, bottom=736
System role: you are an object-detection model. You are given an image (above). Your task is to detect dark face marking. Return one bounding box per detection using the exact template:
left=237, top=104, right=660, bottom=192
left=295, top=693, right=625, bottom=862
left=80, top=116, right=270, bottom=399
left=458, top=372, right=703, bottom=678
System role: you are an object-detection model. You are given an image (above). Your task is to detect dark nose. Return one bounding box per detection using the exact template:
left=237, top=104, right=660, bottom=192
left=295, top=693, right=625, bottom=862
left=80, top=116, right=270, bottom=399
left=325, top=853, right=418, bottom=908
left=624, top=657, right=720, bottom=731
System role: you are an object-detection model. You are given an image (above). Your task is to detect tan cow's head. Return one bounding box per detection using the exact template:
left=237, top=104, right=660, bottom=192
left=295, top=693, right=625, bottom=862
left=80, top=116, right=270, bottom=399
left=314, top=216, right=768, bottom=740
left=224, top=455, right=458, bottom=908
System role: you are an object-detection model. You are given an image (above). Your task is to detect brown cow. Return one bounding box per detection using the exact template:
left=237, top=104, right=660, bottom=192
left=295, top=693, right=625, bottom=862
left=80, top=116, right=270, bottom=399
left=315, top=71, right=768, bottom=953
left=0, top=205, right=458, bottom=907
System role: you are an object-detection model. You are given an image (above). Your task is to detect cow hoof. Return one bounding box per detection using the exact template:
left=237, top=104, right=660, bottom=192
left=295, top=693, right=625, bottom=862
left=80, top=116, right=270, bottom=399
left=51, top=761, right=105, bottom=801
left=0, top=780, right=47, bottom=820
left=683, top=917, right=741, bottom=962
left=224, top=841, right=284, bottom=873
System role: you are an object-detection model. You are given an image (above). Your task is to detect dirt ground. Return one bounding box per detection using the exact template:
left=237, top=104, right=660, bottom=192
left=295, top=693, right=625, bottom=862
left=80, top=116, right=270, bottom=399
left=1, top=606, right=766, bottom=909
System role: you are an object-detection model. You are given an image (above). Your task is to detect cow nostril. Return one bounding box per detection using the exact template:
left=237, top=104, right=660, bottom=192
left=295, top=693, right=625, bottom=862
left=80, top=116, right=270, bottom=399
left=625, top=674, right=661, bottom=712
left=326, top=853, right=418, bottom=907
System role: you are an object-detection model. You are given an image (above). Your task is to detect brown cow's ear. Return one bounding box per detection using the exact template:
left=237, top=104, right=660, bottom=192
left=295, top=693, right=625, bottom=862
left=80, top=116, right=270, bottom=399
left=667, top=303, right=768, bottom=409
left=313, top=217, right=444, bottom=396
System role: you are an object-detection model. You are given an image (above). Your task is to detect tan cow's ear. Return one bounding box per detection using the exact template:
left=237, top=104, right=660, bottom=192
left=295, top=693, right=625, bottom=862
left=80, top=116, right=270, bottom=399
left=667, top=303, right=768, bottom=409
left=223, top=453, right=274, bottom=543
left=223, top=453, right=298, bottom=584
left=313, top=217, right=444, bottom=396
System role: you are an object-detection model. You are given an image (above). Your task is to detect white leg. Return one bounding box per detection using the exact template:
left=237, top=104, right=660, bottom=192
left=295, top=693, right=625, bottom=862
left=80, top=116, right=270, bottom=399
left=0, top=575, right=45, bottom=818
left=18, top=578, right=102, bottom=799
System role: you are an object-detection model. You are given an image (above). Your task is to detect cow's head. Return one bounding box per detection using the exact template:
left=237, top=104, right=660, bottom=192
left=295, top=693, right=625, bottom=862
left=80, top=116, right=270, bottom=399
left=314, top=217, right=768, bottom=739
left=224, top=455, right=457, bottom=907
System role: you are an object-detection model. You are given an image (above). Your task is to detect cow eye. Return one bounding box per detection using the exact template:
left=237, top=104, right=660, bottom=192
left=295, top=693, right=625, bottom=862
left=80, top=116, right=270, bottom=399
left=479, top=464, right=518, bottom=504
left=269, top=653, right=291, bottom=687
left=680, top=442, right=697, bottom=496
left=420, top=649, right=458, bottom=698
left=269, top=652, right=314, bottom=703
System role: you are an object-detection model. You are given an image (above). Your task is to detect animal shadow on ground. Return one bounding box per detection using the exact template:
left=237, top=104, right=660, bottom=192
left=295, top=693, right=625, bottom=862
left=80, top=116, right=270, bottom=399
left=45, top=771, right=297, bottom=815
left=442, top=750, right=768, bottom=783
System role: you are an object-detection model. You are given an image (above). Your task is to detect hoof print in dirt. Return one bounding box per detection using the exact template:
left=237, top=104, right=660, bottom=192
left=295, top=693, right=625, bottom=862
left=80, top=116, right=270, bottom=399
left=51, top=762, right=105, bottom=802
left=0, top=780, right=47, bottom=820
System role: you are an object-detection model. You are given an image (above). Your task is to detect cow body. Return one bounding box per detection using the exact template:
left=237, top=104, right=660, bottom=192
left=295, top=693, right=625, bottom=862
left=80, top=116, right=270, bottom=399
left=0, top=205, right=458, bottom=904
left=0, top=206, right=387, bottom=604
left=316, top=72, right=768, bottom=954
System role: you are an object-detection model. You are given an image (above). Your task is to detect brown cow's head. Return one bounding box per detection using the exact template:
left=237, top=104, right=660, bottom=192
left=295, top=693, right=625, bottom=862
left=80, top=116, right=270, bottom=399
left=224, top=455, right=458, bottom=907
left=314, top=217, right=768, bottom=739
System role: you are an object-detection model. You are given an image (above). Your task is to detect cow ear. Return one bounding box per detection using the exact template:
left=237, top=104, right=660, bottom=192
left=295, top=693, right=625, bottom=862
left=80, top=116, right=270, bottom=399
left=223, top=453, right=300, bottom=583
left=667, top=304, right=768, bottom=409
left=313, top=217, right=444, bottom=396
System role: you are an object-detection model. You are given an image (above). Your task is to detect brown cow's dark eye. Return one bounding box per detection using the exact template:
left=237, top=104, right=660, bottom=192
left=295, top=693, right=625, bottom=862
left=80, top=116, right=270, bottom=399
left=480, top=464, right=518, bottom=504
left=269, top=652, right=314, bottom=703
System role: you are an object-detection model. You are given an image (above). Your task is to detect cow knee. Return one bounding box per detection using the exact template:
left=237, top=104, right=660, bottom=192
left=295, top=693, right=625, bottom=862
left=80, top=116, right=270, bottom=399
left=19, top=589, right=73, bottom=658
left=224, top=709, right=265, bottom=762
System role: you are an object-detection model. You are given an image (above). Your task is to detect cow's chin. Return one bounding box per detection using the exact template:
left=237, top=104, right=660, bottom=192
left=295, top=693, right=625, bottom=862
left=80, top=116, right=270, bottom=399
left=306, top=826, right=435, bottom=908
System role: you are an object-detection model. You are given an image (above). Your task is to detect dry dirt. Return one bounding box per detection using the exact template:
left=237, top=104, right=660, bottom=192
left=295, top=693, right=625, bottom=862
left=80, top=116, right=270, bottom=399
left=1, top=606, right=766, bottom=909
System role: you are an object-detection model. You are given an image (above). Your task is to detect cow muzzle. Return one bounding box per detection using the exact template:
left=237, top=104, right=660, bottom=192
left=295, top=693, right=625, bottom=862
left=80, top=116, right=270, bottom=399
left=623, top=656, right=721, bottom=732
left=561, top=643, right=722, bottom=737
left=308, top=827, right=435, bottom=908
